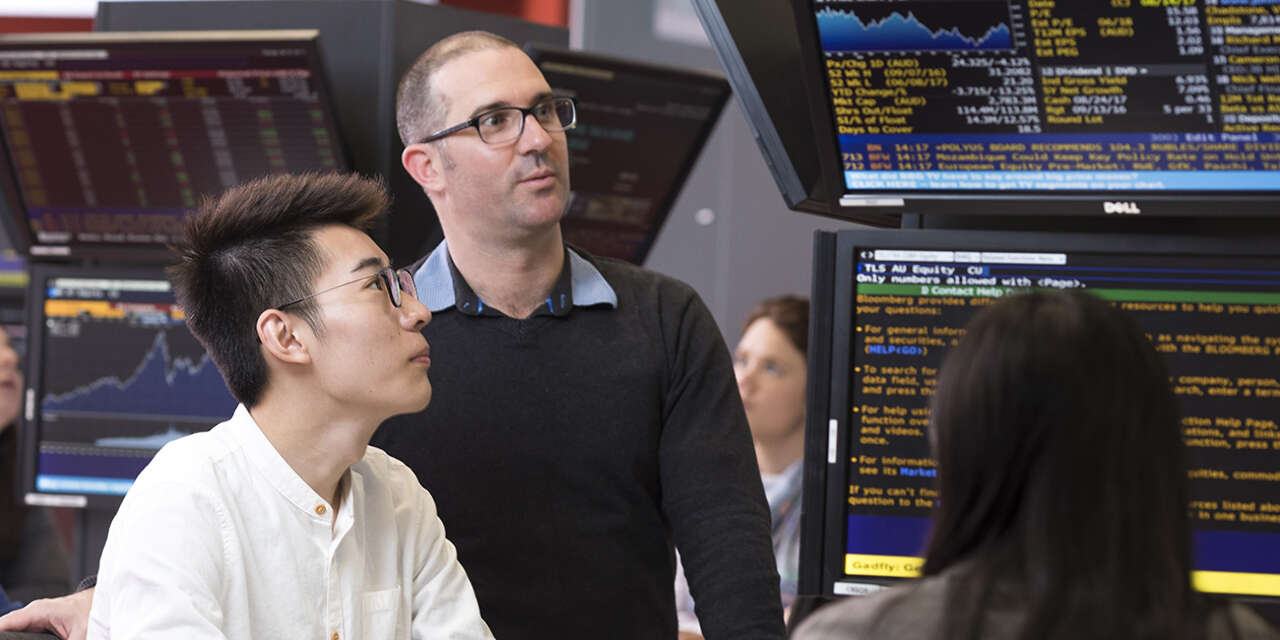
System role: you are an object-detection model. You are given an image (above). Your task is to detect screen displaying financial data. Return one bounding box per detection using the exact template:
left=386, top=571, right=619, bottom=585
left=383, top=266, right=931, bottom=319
left=0, top=248, right=26, bottom=356
left=822, top=231, right=1280, bottom=600
left=0, top=32, right=345, bottom=250
left=0, top=218, right=27, bottom=357
left=531, top=47, right=729, bottom=265
left=806, top=0, right=1280, bottom=195
left=25, top=270, right=235, bottom=502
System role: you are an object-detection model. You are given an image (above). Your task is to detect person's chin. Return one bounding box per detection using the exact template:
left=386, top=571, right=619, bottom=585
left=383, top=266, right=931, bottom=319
left=384, top=381, right=432, bottom=417
left=515, top=200, right=568, bottom=230
left=412, top=386, right=432, bottom=412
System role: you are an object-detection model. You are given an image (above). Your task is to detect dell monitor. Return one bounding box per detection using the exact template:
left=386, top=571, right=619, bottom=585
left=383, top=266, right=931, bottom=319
left=789, top=0, right=1280, bottom=219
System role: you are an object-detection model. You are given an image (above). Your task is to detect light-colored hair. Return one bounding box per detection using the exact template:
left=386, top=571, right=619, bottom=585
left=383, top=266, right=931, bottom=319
left=396, top=30, right=518, bottom=147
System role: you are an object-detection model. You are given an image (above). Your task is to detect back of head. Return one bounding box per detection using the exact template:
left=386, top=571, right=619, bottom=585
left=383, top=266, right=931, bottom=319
left=396, top=30, right=518, bottom=147
left=167, top=172, right=388, bottom=408
left=922, top=290, right=1197, bottom=640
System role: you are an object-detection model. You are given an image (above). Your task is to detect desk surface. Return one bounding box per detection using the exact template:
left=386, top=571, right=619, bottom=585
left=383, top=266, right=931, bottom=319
left=0, top=632, right=58, bottom=639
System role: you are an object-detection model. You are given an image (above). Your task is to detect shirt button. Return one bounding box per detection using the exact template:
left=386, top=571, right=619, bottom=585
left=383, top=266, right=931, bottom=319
left=315, top=504, right=327, bottom=516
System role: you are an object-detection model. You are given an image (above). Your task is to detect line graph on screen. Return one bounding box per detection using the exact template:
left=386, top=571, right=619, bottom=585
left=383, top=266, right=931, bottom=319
left=42, top=329, right=235, bottom=422
left=816, top=2, right=1014, bottom=53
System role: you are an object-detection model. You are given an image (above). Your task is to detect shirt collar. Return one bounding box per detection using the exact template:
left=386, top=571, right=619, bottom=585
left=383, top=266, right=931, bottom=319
left=413, top=239, right=617, bottom=316
left=224, top=404, right=355, bottom=524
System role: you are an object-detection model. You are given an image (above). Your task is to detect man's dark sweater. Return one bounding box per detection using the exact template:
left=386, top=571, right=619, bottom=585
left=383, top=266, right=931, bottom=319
left=372, top=247, right=784, bottom=639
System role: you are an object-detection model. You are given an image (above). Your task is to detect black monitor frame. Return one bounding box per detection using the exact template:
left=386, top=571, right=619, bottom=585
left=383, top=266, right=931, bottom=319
left=689, top=0, right=894, bottom=228
left=523, top=44, right=731, bottom=265
left=786, top=0, right=1280, bottom=221
left=0, top=30, right=351, bottom=264
left=18, top=262, right=236, bottom=510
left=691, top=0, right=814, bottom=211
left=801, top=228, right=1280, bottom=608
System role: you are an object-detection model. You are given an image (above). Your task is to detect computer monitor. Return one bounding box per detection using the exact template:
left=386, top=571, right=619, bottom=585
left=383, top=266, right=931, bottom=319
left=0, top=219, right=26, bottom=356
left=692, top=0, right=850, bottom=221
left=802, top=229, right=1280, bottom=605
left=788, top=1, right=1280, bottom=219
left=0, top=248, right=26, bottom=357
left=0, top=31, right=348, bottom=261
left=525, top=45, right=730, bottom=265
left=18, top=264, right=236, bottom=509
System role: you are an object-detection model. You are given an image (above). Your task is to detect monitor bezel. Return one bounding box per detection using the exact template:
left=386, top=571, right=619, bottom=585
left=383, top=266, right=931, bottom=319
left=691, top=0, right=892, bottom=228
left=785, top=0, right=1280, bottom=220
left=523, top=43, right=733, bottom=265
left=0, top=30, right=352, bottom=263
left=691, top=0, right=817, bottom=212
left=805, top=228, right=1280, bottom=605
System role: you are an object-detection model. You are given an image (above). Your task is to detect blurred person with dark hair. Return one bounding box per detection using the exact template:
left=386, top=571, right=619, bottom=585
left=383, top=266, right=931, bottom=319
left=675, top=295, right=809, bottom=638
left=0, top=329, right=69, bottom=616
left=795, top=290, right=1279, bottom=640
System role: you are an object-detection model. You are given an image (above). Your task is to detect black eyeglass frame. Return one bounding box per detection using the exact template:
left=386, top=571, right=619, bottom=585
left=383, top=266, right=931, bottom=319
left=417, top=96, right=577, bottom=145
left=274, top=267, right=417, bottom=311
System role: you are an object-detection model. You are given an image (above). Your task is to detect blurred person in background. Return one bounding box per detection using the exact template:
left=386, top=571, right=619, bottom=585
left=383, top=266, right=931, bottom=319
left=794, top=291, right=1280, bottom=640
left=0, top=328, right=70, bottom=615
left=676, top=295, right=809, bottom=639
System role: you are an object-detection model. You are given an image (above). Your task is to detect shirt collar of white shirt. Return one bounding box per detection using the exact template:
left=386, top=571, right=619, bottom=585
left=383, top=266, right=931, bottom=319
left=224, top=404, right=356, bottom=533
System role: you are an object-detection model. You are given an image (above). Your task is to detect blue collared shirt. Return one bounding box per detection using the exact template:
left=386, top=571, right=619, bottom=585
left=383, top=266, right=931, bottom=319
left=413, top=240, right=617, bottom=316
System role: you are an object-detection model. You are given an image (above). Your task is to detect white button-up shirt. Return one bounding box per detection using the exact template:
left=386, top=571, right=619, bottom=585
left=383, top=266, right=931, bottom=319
left=88, top=405, right=493, bottom=639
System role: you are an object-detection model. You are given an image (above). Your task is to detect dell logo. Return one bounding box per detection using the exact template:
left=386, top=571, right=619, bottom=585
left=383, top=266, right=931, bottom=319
left=1103, top=201, right=1141, bottom=215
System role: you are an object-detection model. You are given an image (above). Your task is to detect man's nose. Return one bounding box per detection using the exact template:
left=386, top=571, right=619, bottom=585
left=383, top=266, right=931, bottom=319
left=516, top=113, right=553, bottom=153
left=400, top=295, right=431, bottom=331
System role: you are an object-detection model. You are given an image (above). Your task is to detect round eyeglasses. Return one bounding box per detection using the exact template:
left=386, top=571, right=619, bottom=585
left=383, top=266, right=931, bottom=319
left=418, top=97, right=577, bottom=146
left=275, top=267, right=417, bottom=311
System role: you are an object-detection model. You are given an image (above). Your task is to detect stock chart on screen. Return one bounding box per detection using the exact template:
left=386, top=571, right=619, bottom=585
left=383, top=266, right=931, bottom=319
left=30, top=271, right=235, bottom=497
left=806, top=0, right=1280, bottom=195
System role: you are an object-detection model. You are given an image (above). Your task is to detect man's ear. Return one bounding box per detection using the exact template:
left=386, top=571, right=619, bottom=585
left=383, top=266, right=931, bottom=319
left=402, top=144, right=446, bottom=194
left=256, top=308, right=311, bottom=365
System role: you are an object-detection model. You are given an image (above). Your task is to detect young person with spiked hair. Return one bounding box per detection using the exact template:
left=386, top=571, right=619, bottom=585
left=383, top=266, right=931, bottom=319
left=77, top=172, right=491, bottom=639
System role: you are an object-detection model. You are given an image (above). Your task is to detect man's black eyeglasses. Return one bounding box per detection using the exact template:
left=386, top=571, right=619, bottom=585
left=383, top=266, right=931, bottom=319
left=275, top=267, right=417, bottom=310
left=418, top=97, right=576, bottom=145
